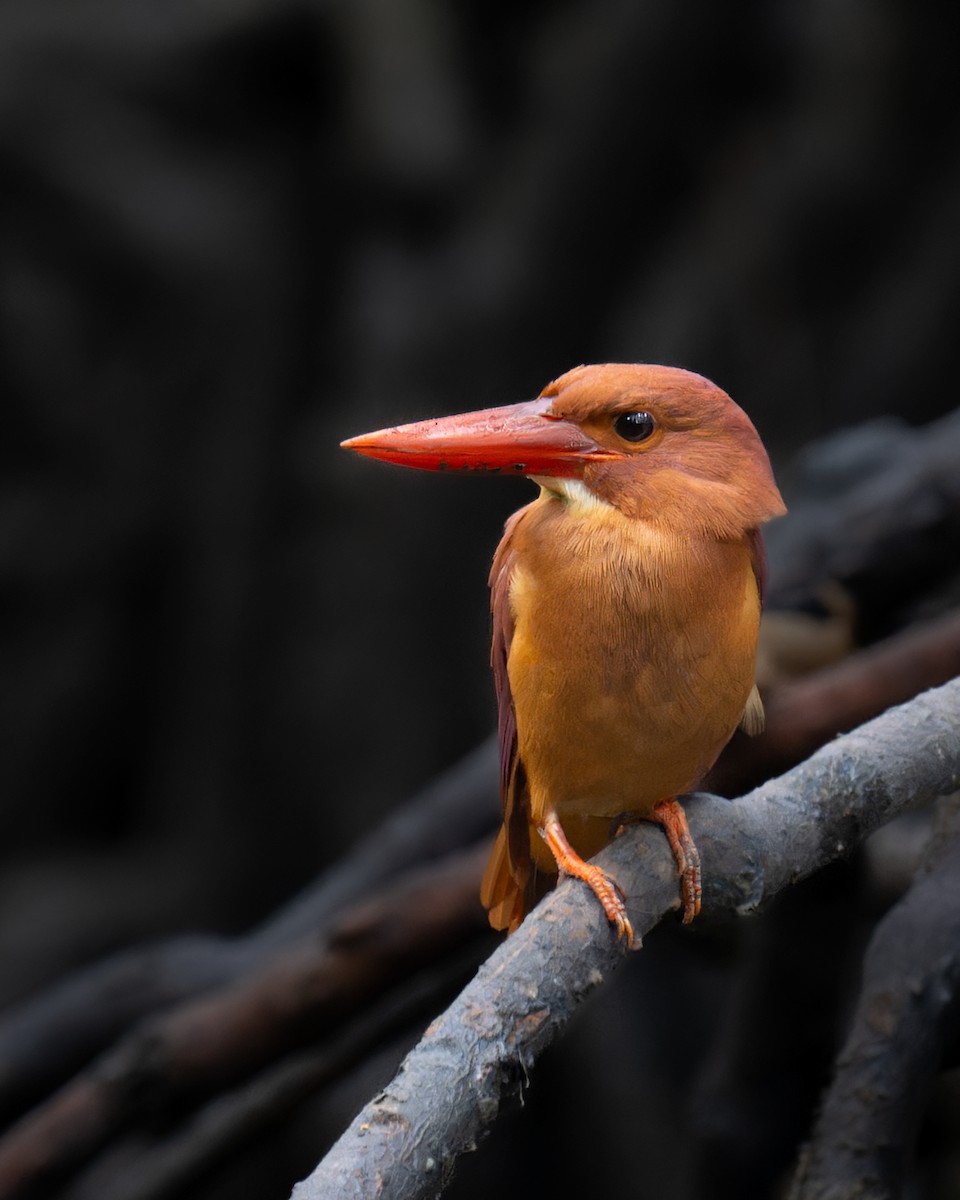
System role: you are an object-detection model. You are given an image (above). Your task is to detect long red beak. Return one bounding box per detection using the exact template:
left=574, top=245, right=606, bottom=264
left=341, top=397, right=619, bottom=479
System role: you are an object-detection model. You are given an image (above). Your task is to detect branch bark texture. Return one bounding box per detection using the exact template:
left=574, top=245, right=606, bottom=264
left=293, top=678, right=960, bottom=1200
left=788, top=796, right=960, bottom=1200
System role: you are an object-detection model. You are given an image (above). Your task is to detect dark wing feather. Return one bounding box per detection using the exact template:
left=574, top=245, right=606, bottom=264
left=747, top=527, right=769, bottom=609
left=480, top=505, right=534, bottom=932
left=739, top=527, right=770, bottom=736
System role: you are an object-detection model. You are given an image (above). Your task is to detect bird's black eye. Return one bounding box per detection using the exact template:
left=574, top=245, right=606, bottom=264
left=614, top=410, right=655, bottom=443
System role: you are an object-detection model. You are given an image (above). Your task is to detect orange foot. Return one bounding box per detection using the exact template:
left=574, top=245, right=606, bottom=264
left=540, top=812, right=634, bottom=948
left=612, top=798, right=701, bottom=924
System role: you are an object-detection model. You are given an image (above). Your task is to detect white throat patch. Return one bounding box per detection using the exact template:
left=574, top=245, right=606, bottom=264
left=532, top=475, right=615, bottom=513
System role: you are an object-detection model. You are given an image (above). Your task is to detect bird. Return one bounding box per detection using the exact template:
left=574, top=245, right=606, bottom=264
left=342, top=363, right=785, bottom=947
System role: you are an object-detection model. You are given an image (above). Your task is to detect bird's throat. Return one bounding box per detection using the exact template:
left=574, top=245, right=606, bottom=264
left=532, top=475, right=614, bottom=513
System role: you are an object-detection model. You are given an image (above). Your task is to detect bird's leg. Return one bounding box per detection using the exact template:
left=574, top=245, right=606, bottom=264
left=611, top=798, right=701, bottom=924
left=540, top=812, right=635, bottom=948
left=651, top=799, right=701, bottom=923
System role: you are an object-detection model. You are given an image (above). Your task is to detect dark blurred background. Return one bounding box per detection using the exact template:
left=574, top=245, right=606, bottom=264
left=2, top=0, right=959, bottom=1195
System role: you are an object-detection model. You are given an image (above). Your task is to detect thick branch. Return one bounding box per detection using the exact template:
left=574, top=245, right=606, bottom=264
left=788, top=797, right=960, bottom=1200
left=294, top=678, right=960, bottom=1200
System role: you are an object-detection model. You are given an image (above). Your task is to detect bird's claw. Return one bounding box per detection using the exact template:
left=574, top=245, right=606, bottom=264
left=573, top=863, right=636, bottom=950
left=541, top=813, right=637, bottom=949
left=610, top=801, right=702, bottom=924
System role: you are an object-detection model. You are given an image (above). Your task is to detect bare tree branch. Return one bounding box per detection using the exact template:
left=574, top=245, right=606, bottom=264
left=2, top=628, right=955, bottom=1199
left=8, top=593, right=957, bottom=1132
left=763, top=406, right=960, bottom=632
left=294, top=677, right=960, bottom=1200
left=0, top=741, right=497, bottom=1121
left=709, top=608, right=960, bottom=796
left=787, top=795, right=960, bottom=1200
left=0, top=846, right=491, bottom=1199
left=60, top=947, right=486, bottom=1200
left=13, top=599, right=958, bottom=1129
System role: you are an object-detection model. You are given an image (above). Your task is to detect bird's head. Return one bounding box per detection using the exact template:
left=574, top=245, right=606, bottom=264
left=342, top=363, right=785, bottom=538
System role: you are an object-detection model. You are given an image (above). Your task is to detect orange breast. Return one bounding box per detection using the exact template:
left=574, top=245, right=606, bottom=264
left=506, top=492, right=760, bottom=869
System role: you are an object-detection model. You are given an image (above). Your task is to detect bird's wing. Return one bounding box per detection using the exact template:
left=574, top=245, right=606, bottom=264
left=739, top=528, right=770, bottom=735
left=480, top=504, right=534, bottom=932
left=747, top=527, right=769, bottom=609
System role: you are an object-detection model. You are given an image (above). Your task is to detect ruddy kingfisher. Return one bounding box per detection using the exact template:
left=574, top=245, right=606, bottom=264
left=342, top=364, right=785, bottom=947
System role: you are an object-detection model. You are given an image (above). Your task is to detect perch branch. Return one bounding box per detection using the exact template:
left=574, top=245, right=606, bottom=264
left=294, top=677, right=960, bottom=1200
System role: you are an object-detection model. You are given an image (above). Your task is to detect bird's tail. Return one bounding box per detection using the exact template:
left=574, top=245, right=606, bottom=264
left=480, top=826, right=528, bottom=934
